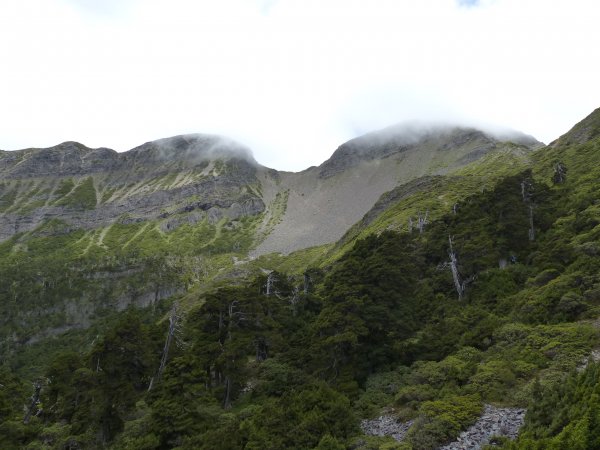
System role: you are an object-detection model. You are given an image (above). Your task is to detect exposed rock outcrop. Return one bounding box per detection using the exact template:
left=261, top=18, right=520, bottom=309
left=253, top=125, right=541, bottom=256
left=360, top=405, right=525, bottom=449
left=360, top=416, right=414, bottom=442
left=0, top=134, right=264, bottom=241
left=1, top=125, right=541, bottom=254
left=440, top=405, right=526, bottom=450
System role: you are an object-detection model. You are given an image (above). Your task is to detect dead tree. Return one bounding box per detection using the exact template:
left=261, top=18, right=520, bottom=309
left=520, top=180, right=530, bottom=202
left=438, top=236, right=476, bottom=300
left=408, top=217, right=414, bottom=233
left=521, top=179, right=536, bottom=241
left=222, top=299, right=250, bottom=409
left=417, top=210, right=429, bottom=234
left=303, top=272, right=311, bottom=295
left=452, top=203, right=458, bottom=215
left=23, top=380, right=43, bottom=424
left=448, top=236, right=464, bottom=300
left=263, top=272, right=286, bottom=300
left=149, top=302, right=182, bottom=391
left=265, top=272, right=276, bottom=296
left=223, top=376, right=233, bottom=409
left=553, top=162, right=567, bottom=184
left=528, top=205, right=535, bottom=241
left=290, top=286, right=300, bottom=316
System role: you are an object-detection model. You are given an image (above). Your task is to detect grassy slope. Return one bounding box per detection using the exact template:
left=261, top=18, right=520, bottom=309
left=0, top=167, right=264, bottom=375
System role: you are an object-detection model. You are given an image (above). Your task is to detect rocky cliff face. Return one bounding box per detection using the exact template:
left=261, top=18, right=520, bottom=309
left=0, top=126, right=541, bottom=254
left=0, top=135, right=264, bottom=241
left=0, top=134, right=268, bottom=349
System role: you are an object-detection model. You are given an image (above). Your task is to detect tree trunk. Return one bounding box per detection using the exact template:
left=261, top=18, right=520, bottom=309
left=303, top=273, right=311, bottom=295
left=528, top=205, right=535, bottom=241
left=223, top=376, right=232, bottom=409
left=448, top=236, right=464, bottom=300
left=149, top=303, right=179, bottom=390
left=266, top=272, right=275, bottom=296
left=23, top=381, right=42, bottom=424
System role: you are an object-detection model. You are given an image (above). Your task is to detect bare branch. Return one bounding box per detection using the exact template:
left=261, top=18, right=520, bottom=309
left=23, top=379, right=44, bottom=424
left=149, top=302, right=182, bottom=390
left=448, top=235, right=464, bottom=300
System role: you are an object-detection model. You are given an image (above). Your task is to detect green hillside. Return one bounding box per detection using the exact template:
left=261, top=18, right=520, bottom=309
left=1, top=110, right=600, bottom=449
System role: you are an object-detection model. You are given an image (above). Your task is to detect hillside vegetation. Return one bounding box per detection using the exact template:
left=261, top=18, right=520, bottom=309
left=1, top=110, right=600, bottom=449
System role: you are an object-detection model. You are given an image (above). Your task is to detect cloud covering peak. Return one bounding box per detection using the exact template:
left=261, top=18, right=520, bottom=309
left=0, top=0, right=598, bottom=170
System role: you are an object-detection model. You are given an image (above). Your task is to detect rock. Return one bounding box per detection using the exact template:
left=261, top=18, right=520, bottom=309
left=360, top=405, right=526, bottom=450
left=0, top=134, right=265, bottom=241
left=439, top=405, right=526, bottom=450
left=360, top=415, right=414, bottom=442
left=577, top=348, right=600, bottom=372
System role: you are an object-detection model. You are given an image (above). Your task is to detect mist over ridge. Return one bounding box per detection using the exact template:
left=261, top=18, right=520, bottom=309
left=0, top=119, right=541, bottom=174
left=127, top=134, right=257, bottom=165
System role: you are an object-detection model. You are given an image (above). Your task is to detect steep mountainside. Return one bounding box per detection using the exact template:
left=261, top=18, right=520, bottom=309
left=0, top=124, right=542, bottom=359
left=0, top=135, right=263, bottom=241
left=2, top=108, right=599, bottom=450
left=0, top=126, right=540, bottom=255
left=253, top=125, right=541, bottom=255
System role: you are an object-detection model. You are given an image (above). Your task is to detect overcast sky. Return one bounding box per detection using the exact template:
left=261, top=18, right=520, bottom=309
left=0, top=0, right=598, bottom=171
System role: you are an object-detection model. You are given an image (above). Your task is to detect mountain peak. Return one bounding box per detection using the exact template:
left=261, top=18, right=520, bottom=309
left=317, top=123, right=540, bottom=179
left=129, top=134, right=257, bottom=165
left=0, top=134, right=258, bottom=178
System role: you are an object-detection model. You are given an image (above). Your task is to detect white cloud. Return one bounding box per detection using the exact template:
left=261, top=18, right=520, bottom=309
left=0, top=0, right=598, bottom=170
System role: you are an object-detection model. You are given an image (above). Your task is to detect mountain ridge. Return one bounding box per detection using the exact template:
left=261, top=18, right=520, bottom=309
left=0, top=122, right=541, bottom=175
left=0, top=124, right=541, bottom=253
left=317, top=123, right=541, bottom=179
left=0, top=134, right=257, bottom=179
left=253, top=125, right=541, bottom=255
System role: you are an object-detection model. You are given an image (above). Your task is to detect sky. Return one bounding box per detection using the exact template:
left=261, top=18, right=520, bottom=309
left=0, top=0, right=598, bottom=171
